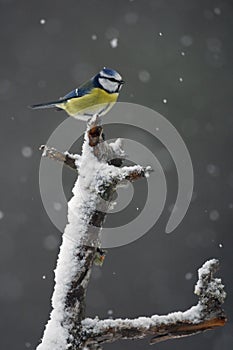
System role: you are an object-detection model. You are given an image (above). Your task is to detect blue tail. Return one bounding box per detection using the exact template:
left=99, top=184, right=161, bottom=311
left=29, top=99, right=64, bottom=110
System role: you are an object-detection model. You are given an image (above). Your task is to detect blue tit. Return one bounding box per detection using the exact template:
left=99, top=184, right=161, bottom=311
left=30, top=68, right=124, bottom=120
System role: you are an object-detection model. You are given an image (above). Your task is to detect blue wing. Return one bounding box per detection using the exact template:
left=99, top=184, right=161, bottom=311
left=62, top=79, right=94, bottom=101
left=62, top=88, right=79, bottom=100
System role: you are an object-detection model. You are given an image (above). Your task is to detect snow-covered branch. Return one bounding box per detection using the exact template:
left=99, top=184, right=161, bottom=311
left=40, top=144, right=79, bottom=171
left=37, top=116, right=226, bottom=350
left=37, top=116, right=151, bottom=350
left=81, top=259, right=226, bottom=346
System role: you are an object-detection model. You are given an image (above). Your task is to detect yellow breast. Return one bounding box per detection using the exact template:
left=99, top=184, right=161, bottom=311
left=57, top=88, right=119, bottom=118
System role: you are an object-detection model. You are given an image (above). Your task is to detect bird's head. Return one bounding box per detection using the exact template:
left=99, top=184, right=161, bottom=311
left=96, top=68, right=124, bottom=93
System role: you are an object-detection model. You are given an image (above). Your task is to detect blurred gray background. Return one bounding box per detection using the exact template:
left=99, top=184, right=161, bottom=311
left=0, top=0, right=233, bottom=349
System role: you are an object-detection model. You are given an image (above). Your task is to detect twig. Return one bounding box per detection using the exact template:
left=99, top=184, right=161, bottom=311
left=40, top=145, right=78, bottom=171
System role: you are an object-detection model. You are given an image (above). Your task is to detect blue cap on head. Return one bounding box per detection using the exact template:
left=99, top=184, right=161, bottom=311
left=99, top=67, right=122, bottom=82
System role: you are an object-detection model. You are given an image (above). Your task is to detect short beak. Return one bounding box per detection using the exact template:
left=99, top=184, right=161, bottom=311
left=120, top=80, right=125, bottom=85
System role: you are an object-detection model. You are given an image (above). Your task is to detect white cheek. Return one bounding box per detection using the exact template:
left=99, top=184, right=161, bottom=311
left=99, top=78, right=118, bottom=92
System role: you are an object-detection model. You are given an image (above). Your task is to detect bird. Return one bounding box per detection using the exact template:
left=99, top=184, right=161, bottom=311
left=30, top=68, right=124, bottom=120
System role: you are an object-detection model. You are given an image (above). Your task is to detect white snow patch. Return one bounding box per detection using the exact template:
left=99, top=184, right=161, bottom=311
left=194, top=259, right=219, bottom=296
left=82, top=303, right=203, bottom=334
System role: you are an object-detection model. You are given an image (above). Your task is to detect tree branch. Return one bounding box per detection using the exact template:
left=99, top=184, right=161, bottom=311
left=37, top=116, right=151, bottom=350
left=40, top=145, right=79, bottom=171
left=37, top=115, right=226, bottom=350
left=81, top=259, right=226, bottom=347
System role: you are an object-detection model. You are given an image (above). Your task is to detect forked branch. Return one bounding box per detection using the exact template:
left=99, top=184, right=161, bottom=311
left=37, top=116, right=226, bottom=350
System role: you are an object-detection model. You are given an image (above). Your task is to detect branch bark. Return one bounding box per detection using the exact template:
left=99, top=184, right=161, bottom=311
left=37, top=116, right=226, bottom=350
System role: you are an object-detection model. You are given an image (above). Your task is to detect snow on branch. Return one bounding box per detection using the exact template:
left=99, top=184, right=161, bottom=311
left=81, top=259, right=226, bottom=346
left=37, top=115, right=226, bottom=350
left=40, top=144, right=79, bottom=171
left=37, top=116, right=151, bottom=350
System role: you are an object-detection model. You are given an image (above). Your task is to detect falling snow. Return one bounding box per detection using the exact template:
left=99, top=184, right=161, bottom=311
left=209, top=210, right=220, bottom=221
left=138, top=70, right=150, bottom=83
left=53, top=202, right=62, bottom=211
left=180, top=35, right=193, bottom=47
left=43, top=234, right=59, bottom=251
left=214, top=8, right=221, bottom=15
left=206, top=164, right=219, bottom=177
left=110, top=38, right=118, bottom=48
left=185, top=272, right=193, bottom=280
left=22, top=146, right=33, bottom=158
left=40, top=19, right=46, bottom=25
left=107, top=309, right=113, bottom=318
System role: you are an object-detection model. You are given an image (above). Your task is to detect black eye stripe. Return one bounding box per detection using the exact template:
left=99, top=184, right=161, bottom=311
left=101, top=76, right=120, bottom=83
left=108, top=77, right=119, bottom=82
